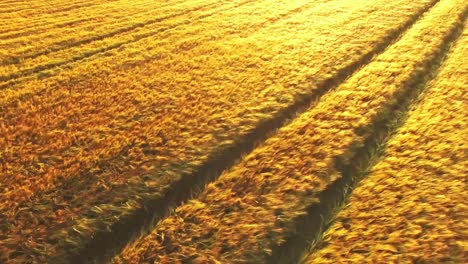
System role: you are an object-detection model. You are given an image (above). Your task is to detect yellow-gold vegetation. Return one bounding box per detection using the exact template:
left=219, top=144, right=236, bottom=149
left=0, top=0, right=466, bottom=263
left=303, top=20, right=468, bottom=264
left=114, top=0, right=467, bottom=263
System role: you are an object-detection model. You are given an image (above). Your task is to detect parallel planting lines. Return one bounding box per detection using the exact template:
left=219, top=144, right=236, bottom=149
left=0, top=0, right=85, bottom=13
left=0, top=0, right=210, bottom=57
left=3, top=2, right=332, bottom=73
left=0, top=0, right=116, bottom=17
left=0, top=0, right=186, bottom=41
left=2, top=1, right=348, bottom=262
left=112, top=0, right=467, bottom=263
left=1, top=0, right=290, bottom=87
left=0, top=0, right=222, bottom=76
left=91, top=0, right=446, bottom=262
left=304, top=22, right=468, bottom=264
left=0, top=17, right=98, bottom=41
left=273, top=6, right=468, bottom=264
left=0, top=0, right=119, bottom=33
left=1, top=0, right=466, bottom=263
left=0, top=0, right=441, bottom=263
left=0, top=0, right=321, bottom=94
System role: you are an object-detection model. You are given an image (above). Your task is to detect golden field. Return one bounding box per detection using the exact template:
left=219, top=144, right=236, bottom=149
left=0, top=0, right=466, bottom=263
left=303, top=24, right=468, bottom=264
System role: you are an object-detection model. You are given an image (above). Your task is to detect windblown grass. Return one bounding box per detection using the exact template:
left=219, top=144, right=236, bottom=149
left=304, top=19, right=468, bottom=264
left=113, top=0, right=466, bottom=263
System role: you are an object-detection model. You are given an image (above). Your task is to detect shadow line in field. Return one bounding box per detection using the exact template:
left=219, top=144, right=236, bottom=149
left=55, top=3, right=451, bottom=264
left=0, top=17, right=98, bottom=40
left=0, top=0, right=173, bottom=41
left=0, top=0, right=264, bottom=88
left=0, top=0, right=314, bottom=97
left=0, top=0, right=322, bottom=220
left=0, top=0, right=109, bottom=16
left=3, top=0, right=328, bottom=95
left=0, top=0, right=124, bottom=36
left=266, top=6, right=467, bottom=264
left=0, top=1, right=221, bottom=68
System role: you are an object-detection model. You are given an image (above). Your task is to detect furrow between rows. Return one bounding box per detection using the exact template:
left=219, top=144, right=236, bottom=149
left=303, top=19, right=467, bottom=264
left=0, top=0, right=443, bottom=263
left=0, top=0, right=214, bottom=60
left=111, top=1, right=466, bottom=263
left=0, top=0, right=115, bottom=18
left=0, top=0, right=186, bottom=41
left=0, top=0, right=223, bottom=78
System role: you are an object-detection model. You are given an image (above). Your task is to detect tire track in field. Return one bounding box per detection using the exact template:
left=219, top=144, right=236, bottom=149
left=2, top=0, right=323, bottom=204
left=2, top=0, right=322, bottom=226
left=1, top=2, right=333, bottom=263
left=0, top=1, right=437, bottom=263
left=0, top=0, right=289, bottom=217
left=267, top=6, right=468, bottom=264
left=0, top=17, right=97, bottom=40
left=0, top=0, right=190, bottom=42
left=0, top=1, right=230, bottom=82
left=0, top=0, right=429, bottom=201
left=0, top=0, right=223, bottom=66
left=0, top=0, right=430, bottom=211
left=0, top=0, right=160, bottom=39
left=0, top=0, right=269, bottom=88
left=0, top=0, right=111, bottom=15
left=0, top=0, right=328, bottom=199
left=0, top=0, right=121, bottom=35
left=50, top=1, right=440, bottom=263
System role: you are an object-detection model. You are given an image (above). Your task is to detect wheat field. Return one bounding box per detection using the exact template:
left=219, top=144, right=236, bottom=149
left=0, top=0, right=466, bottom=263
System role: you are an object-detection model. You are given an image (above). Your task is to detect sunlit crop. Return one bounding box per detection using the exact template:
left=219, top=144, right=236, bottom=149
left=0, top=0, right=466, bottom=263
left=304, top=22, right=467, bottom=264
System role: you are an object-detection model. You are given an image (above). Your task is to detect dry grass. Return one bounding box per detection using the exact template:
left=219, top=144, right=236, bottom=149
left=113, top=0, right=466, bottom=263
left=0, top=0, right=221, bottom=79
left=0, top=0, right=443, bottom=262
left=1, top=0, right=466, bottom=263
left=304, top=23, right=468, bottom=264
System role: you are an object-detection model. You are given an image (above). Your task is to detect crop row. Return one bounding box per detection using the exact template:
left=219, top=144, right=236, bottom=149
left=303, top=22, right=467, bottom=264
left=0, top=0, right=186, bottom=41
left=0, top=0, right=114, bottom=20
left=0, top=0, right=434, bottom=214
left=0, top=0, right=353, bottom=261
left=0, top=0, right=334, bottom=213
left=0, top=0, right=441, bottom=263
left=0, top=0, right=220, bottom=65
left=0, top=0, right=123, bottom=37
left=113, top=0, right=467, bottom=263
left=1, top=0, right=322, bottom=86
